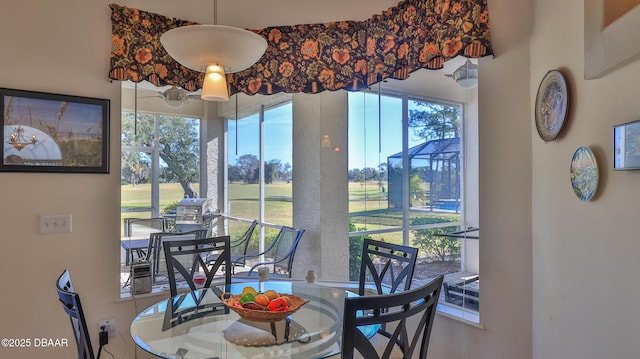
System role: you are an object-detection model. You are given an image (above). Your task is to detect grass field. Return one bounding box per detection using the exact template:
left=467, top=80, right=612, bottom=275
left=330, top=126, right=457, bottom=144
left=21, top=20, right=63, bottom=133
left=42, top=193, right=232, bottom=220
left=121, top=181, right=459, bottom=244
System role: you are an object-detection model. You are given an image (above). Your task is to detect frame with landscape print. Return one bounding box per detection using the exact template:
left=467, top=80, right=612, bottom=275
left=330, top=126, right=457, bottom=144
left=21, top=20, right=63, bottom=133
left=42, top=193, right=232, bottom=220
left=1, top=88, right=109, bottom=173
left=613, top=119, right=640, bottom=170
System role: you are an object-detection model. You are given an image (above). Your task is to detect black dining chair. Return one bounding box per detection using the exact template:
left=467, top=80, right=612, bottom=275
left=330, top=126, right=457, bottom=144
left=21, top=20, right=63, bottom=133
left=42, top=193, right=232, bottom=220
left=56, top=269, right=96, bottom=359
left=341, top=275, right=444, bottom=359
left=359, top=238, right=419, bottom=296
left=163, top=235, right=232, bottom=297
left=148, top=229, right=207, bottom=285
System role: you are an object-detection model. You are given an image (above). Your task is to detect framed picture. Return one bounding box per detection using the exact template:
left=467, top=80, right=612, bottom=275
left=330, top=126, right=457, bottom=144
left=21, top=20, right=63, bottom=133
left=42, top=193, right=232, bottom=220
left=1, top=88, right=109, bottom=173
left=535, top=70, right=568, bottom=142
left=613, top=119, right=640, bottom=170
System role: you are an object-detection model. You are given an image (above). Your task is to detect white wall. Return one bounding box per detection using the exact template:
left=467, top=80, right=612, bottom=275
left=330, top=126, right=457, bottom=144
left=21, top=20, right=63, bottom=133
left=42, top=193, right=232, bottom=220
left=0, top=0, right=549, bottom=358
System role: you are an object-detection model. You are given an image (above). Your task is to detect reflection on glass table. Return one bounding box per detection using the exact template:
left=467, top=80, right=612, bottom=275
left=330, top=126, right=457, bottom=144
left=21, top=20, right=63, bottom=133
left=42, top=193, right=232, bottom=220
left=130, top=281, right=372, bottom=359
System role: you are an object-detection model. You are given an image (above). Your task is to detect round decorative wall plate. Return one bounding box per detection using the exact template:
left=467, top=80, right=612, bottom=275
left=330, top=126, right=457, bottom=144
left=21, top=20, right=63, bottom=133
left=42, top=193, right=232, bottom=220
left=535, top=70, right=568, bottom=142
left=570, top=146, right=599, bottom=201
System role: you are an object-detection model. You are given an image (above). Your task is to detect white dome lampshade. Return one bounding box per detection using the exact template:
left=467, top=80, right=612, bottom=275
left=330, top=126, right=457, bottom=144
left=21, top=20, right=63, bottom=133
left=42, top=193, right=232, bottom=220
left=446, top=59, right=478, bottom=89
left=160, top=25, right=268, bottom=101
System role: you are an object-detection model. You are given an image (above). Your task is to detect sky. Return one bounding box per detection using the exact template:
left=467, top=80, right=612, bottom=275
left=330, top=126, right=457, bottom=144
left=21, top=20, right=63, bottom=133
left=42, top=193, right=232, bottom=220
left=4, top=95, right=104, bottom=138
left=226, top=92, right=440, bottom=170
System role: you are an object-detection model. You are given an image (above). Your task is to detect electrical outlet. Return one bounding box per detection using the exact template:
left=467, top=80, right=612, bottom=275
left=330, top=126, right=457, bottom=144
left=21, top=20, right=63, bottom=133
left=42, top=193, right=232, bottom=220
left=98, top=318, right=116, bottom=337
left=40, top=214, right=72, bottom=234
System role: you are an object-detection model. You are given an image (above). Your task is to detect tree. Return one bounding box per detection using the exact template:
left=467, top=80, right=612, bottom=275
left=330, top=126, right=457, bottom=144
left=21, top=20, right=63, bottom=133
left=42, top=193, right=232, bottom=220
left=236, top=154, right=259, bottom=183
left=228, top=165, right=244, bottom=182
left=156, top=116, right=200, bottom=197
left=120, top=112, right=200, bottom=197
left=408, top=102, right=460, bottom=140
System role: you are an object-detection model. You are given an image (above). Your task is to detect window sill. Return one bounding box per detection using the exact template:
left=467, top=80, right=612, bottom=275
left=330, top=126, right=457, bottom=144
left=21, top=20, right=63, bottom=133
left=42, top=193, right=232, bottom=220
left=436, top=302, right=483, bottom=328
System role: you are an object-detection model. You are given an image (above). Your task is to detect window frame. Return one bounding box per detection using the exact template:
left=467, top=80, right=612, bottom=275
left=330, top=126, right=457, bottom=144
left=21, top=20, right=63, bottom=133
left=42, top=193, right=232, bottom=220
left=347, top=88, right=479, bottom=321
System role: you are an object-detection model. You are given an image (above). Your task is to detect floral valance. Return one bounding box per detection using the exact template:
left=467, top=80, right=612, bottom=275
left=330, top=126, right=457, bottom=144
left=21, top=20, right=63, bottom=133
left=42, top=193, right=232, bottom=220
left=109, top=0, right=492, bottom=96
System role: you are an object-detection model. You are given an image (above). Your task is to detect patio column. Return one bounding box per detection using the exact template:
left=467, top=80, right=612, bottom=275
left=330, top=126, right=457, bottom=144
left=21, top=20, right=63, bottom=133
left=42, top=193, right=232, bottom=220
left=292, top=91, right=349, bottom=281
left=203, top=101, right=226, bottom=236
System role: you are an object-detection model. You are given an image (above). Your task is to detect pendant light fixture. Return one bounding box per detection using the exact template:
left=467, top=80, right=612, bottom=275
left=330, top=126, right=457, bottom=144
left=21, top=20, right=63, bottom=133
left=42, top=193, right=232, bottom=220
left=160, top=0, right=267, bottom=101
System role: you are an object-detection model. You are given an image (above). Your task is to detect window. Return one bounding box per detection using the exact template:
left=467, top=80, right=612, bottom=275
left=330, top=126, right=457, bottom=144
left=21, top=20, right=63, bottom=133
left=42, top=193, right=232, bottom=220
left=348, top=81, right=479, bottom=320
left=121, top=112, right=201, bottom=221
left=225, top=96, right=293, bottom=249
left=120, top=83, right=203, bottom=291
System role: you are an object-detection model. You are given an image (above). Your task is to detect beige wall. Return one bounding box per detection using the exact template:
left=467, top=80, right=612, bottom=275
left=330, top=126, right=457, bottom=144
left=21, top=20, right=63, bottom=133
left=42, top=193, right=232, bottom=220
left=16, top=0, right=640, bottom=358
left=532, top=0, right=640, bottom=358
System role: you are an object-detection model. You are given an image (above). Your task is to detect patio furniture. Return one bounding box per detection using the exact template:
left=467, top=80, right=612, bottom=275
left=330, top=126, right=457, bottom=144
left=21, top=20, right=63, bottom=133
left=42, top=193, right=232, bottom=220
left=341, top=274, right=444, bottom=359
left=443, top=275, right=479, bottom=310
left=206, top=219, right=258, bottom=272
left=56, top=269, right=95, bottom=359
left=124, top=217, right=166, bottom=237
left=122, top=217, right=167, bottom=263
left=147, top=229, right=207, bottom=285
left=163, top=235, right=232, bottom=296
left=234, top=226, right=305, bottom=278
left=359, top=238, right=418, bottom=296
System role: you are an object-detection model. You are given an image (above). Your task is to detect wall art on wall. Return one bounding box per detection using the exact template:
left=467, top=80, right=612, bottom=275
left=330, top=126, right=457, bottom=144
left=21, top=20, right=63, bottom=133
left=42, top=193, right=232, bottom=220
left=1, top=88, right=109, bottom=173
left=570, top=146, right=599, bottom=201
left=535, top=70, right=568, bottom=142
left=613, top=119, right=640, bottom=170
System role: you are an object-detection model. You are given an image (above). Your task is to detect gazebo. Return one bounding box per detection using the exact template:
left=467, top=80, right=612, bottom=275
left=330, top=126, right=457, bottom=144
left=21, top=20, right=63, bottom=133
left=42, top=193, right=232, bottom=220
left=387, top=137, right=460, bottom=211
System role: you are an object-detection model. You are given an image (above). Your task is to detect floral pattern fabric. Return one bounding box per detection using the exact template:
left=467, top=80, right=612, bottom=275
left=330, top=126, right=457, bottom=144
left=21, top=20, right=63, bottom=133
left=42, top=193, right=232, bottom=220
left=109, top=0, right=492, bottom=96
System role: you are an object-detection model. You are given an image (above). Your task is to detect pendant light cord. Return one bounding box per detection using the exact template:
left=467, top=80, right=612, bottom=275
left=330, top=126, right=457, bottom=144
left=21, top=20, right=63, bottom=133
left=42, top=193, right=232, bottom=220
left=235, top=94, right=238, bottom=156
left=134, top=83, right=138, bottom=137
left=213, top=0, right=218, bottom=25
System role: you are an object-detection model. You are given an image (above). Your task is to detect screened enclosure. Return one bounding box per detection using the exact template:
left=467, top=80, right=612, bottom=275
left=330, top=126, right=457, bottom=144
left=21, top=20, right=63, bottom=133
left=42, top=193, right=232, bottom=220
left=387, top=137, right=460, bottom=212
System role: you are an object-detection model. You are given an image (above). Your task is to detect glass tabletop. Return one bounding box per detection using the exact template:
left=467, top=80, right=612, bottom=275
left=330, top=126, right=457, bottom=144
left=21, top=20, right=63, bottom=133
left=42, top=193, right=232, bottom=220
left=131, top=281, right=358, bottom=359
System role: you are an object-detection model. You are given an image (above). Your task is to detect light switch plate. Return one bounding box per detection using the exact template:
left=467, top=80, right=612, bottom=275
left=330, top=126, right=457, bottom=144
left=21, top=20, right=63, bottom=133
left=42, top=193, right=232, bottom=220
left=40, top=214, right=72, bottom=234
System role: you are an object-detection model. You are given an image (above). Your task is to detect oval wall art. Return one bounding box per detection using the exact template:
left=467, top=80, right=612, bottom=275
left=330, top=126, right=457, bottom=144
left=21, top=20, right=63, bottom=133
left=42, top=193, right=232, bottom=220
left=570, top=146, right=599, bottom=201
left=535, top=70, right=568, bottom=142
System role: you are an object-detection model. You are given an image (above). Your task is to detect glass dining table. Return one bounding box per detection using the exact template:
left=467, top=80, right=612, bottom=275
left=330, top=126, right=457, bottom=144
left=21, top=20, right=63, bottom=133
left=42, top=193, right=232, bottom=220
left=130, top=281, right=368, bottom=359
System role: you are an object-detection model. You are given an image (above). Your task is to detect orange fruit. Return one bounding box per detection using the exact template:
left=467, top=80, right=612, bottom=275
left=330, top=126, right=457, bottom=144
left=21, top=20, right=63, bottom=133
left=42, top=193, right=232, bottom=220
left=254, top=293, right=270, bottom=307
left=241, top=286, right=257, bottom=296
left=264, top=289, right=279, bottom=301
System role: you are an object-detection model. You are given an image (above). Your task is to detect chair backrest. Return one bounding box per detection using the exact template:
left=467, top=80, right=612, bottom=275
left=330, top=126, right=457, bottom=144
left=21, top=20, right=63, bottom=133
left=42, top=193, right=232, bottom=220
left=56, top=270, right=95, bottom=359
left=271, top=226, right=305, bottom=276
left=359, top=238, right=418, bottom=296
left=341, top=275, right=444, bottom=359
left=147, top=229, right=207, bottom=284
left=163, top=236, right=232, bottom=297
left=124, top=217, right=166, bottom=237
left=231, top=220, right=259, bottom=257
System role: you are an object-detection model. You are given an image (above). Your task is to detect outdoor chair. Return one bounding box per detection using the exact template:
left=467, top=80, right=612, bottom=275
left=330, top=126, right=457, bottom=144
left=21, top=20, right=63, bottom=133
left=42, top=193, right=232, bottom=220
left=56, top=269, right=96, bottom=359
left=147, top=229, right=207, bottom=285
left=359, top=238, right=418, bottom=296
left=122, top=217, right=167, bottom=263
left=163, top=235, right=232, bottom=297
left=340, top=275, right=444, bottom=359
left=206, top=220, right=258, bottom=272
left=234, top=226, right=305, bottom=278
left=124, top=217, right=166, bottom=237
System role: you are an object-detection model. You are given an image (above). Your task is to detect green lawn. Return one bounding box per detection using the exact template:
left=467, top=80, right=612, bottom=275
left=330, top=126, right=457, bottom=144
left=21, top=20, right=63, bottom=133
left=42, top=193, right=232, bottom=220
left=120, top=181, right=458, bottom=245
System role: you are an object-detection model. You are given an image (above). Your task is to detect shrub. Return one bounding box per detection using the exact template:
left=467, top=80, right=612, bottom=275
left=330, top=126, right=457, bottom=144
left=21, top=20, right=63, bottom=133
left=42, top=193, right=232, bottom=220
left=348, top=220, right=371, bottom=281
left=411, top=217, right=461, bottom=262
